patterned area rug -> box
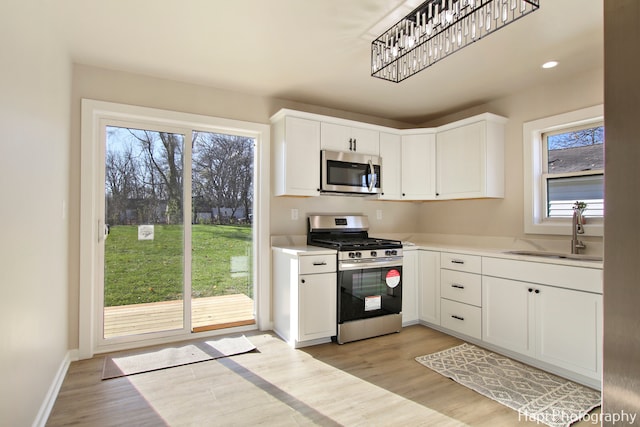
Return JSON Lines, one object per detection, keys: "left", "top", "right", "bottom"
{"left": 416, "top": 344, "right": 601, "bottom": 427}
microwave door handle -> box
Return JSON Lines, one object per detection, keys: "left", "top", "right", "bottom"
{"left": 367, "top": 160, "right": 376, "bottom": 192}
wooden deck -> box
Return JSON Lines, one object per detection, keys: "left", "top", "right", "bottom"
{"left": 103, "top": 294, "right": 255, "bottom": 338}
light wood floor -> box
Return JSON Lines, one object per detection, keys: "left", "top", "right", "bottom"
{"left": 47, "top": 325, "right": 599, "bottom": 426}
{"left": 104, "top": 294, "right": 255, "bottom": 338}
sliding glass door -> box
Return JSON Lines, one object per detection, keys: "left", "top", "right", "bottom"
{"left": 103, "top": 126, "right": 186, "bottom": 338}
{"left": 190, "top": 131, "right": 255, "bottom": 332}
{"left": 100, "top": 124, "right": 256, "bottom": 342}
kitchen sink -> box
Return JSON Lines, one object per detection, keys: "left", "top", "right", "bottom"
{"left": 504, "top": 250, "right": 603, "bottom": 262}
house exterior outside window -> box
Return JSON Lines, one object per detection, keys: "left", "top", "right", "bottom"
{"left": 543, "top": 123, "right": 604, "bottom": 218}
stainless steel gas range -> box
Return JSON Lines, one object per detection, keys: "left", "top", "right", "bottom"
{"left": 307, "top": 215, "right": 403, "bottom": 344}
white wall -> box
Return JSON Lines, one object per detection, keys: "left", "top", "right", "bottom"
{"left": 0, "top": 2, "right": 71, "bottom": 426}
{"left": 416, "top": 67, "right": 603, "bottom": 249}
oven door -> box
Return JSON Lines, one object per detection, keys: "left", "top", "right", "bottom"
{"left": 321, "top": 150, "right": 381, "bottom": 195}
{"left": 338, "top": 261, "right": 402, "bottom": 323}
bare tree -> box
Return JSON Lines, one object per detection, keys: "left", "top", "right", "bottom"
{"left": 129, "top": 130, "right": 184, "bottom": 224}
{"left": 192, "top": 133, "right": 254, "bottom": 224}
{"left": 548, "top": 126, "right": 604, "bottom": 150}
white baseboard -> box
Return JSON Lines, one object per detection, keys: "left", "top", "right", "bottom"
{"left": 32, "top": 349, "right": 79, "bottom": 427}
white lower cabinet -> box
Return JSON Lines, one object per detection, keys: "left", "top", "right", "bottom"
{"left": 273, "top": 249, "right": 337, "bottom": 348}
{"left": 298, "top": 272, "right": 337, "bottom": 342}
{"left": 441, "top": 299, "right": 481, "bottom": 339}
{"left": 401, "top": 249, "right": 419, "bottom": 324}
{"left": 418, "top": 250, "right": 441, "bottom": 325}
{"left": 482, "top": 276, "right": 533, "bottom": 355}
{"left": 439, "top": 252, "right": 482, "bottom": 339}
{"left": 534, "top": 284, "right": 601, "bottom": 379}
{"left": 482, "top": 275, "right": 602, "bottom": 381}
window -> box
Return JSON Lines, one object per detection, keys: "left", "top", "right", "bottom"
{"left": 523, "top": 105, "right": 604, "bottom": 236}
{"left": 543, "top": 123, "right": 604, "bottom": 218}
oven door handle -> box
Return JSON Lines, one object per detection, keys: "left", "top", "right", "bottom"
{"left": 339, "top": 258, "right": 403, "bottom": 271}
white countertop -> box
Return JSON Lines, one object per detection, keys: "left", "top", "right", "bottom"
{"left": 401, "top": 242, "right": 602, "bottom": 269}
{"left": 272, "top": 242, "right": 603, "bottom": 269}
{"left": 271, "top": 245, "right": 336, "bottom": 256}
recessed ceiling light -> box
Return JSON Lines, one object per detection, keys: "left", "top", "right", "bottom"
{"left": 542, "top": 61, "right": 559, "bottom": 69}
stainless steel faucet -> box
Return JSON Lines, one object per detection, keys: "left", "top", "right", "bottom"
{"left": 571, "top": 202, "right": 586, "bottom": 254}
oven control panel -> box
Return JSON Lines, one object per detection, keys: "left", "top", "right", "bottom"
{"left": 340, "top": 248, "right": 403, "bottom": 261}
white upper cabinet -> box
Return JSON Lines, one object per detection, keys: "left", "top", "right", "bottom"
{"left": 378, "top": 132, "right": 402, "bottom": 200}
{"left": 321, "top": 122, "right": 380, "bottom": 155}
{"left": 270, "top": 109, "right": 506, "bottom": 201}
{"left": 271, "top": 114, "right": 321, "bottom": 197}
{"left": 401, "top": 133, "right": 436, "bottom": 200}
{"left": 436, "top": 114, "right": 506, "bottom": 199}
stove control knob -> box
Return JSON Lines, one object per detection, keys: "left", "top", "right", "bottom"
{"left": 348, "top": 252, "right": 356, "bottom": 258}
{"left": 371, "top": 251, "right": 377, "bottom": 257}
{"left": 355, "top": 252, "right": 362, "bottom": 258}
{"left": 385, "top": 250, "right": 392, "bottom": 256}
{"left": 391, "top": 250, "right": 398, "bottom": 256}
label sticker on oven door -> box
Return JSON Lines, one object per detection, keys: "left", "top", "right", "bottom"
{"left": 365, "top": 295, "right": 382, "bottom": 311}
{"left": 386, "top": 269, "right": 401, "bottom": 288}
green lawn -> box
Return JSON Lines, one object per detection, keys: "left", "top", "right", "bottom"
{"left": 104, "top": 224, "right": 252, "bottom": 307}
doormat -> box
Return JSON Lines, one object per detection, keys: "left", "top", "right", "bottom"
{"left": 415, "top": 344, "right": 601, "bottom": 427}
{"left": 102, "top": 335, "right": 256, "bottom": 380}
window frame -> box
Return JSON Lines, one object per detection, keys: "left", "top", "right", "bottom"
{"left": 522, "top": 105, "right": 604, "bottom": 236}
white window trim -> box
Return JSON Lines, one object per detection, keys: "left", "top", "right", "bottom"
{"left": 79, "top": 99, "right": 271, "bottom": 358}
{"left": 523, "top": 105, "right": 603, "bottom": 236}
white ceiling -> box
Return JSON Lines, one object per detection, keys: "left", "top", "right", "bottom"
{"left": 56, "top": 0, "right": 603, "bottom": 124}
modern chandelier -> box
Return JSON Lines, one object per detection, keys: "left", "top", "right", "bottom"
{"left": 371, "top": 0, "right": 540, "bottom": 83}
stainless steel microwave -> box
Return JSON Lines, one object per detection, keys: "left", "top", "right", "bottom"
{"left": 320, "top": 150, "right": 381, "bottom": 195}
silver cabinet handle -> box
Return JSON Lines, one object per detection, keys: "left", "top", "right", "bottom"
{"left": 451, "top": 284, "right": 465, "bottom": 289}
{"left": 312, "top": 261, "right": 327, "bottom": 266}
{"left": 451, "top": 259, "right": 465, "bottom": 264}
{"left": 451, "top": 315, "right": 465, "bottom": 321}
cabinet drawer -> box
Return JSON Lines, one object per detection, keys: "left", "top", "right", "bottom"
{"left": 299, "top": 254, "right": 336, "bottom": 274}
{"left": 441, "top": 270, "right": 481, "bottom": 306}
{"left": 482, "top": 257, "right": 602, "bottom": 294}
{"left": 441, "top": 252, "right": 481, "bottom": 274}
{"left": 441, "top": 299, "right": 481, "bottom": 340}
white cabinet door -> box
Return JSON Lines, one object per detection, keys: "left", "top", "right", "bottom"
{"left": 401, "top": 134, "right": 436, "bottom": 200}
{"left": 298, "top": 273, "right": 336, "bottom": 342}
{"left": 436, "top": 122, "right": 486, "bottom": 199}
{"left": 535, "top": 285, "right": 602, "bottom": 379}
{"left": 482, "top": 276, "right": 534, "bottom": 356}
{"left": 402, "top": 250, "right": 419, "bottom": 324}
{"left": 273, "top": 116, "right": 320, "bottom": 196}
{"left": 419, "top": 250, "right": 441, "bottom": 325}
{"left": 379, "top": 132, "right": 402, "bottom": 200}
{"left": 351, "top": 127, "right": 380, "bottom": 155}
{"left": 436, "top": 117, "right": 505, "bottom": 199}
{"left": 321, "top": 122, "right": 379, "bottom": 155}
{"left": 483, "top": 275, "right": 602, "bottom": 382}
